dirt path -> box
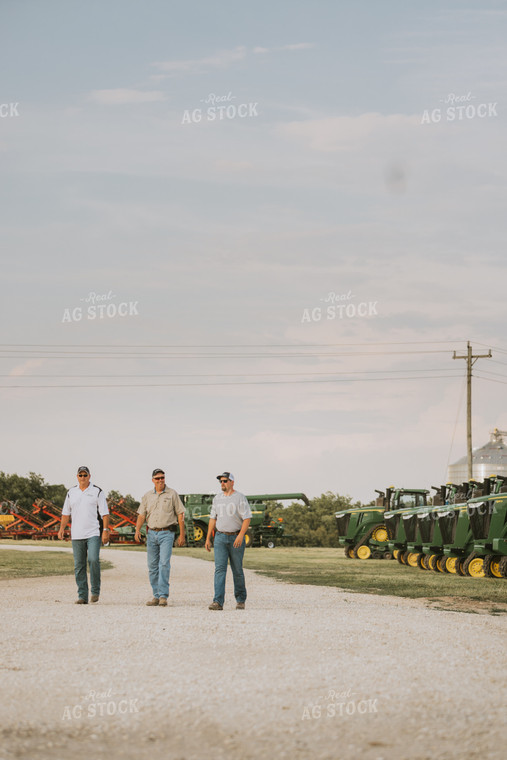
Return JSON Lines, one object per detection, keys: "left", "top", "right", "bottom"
{"left": 1, "top": 545, "right": 506, "bottom": 760}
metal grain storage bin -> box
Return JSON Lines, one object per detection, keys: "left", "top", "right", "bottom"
{"left": 448, "top": 428, "right": 507, "bottom": 482}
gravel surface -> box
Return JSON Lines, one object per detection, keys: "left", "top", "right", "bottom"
{"left": 0, "top": 545, "right": 506, "bottom": 760}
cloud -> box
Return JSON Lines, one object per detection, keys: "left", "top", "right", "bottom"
{"left": 278, "top": 42, "right": 314, "bottom": 51}
{"left": 152, "top": 46, "right": 247, "bottom": 74}
{"left": 88, "top": 89, "right": 166, "bottom": 105}
{"left": 152, "top": 43, "right": 314, "bottom": 75}
{"left": 279, "top": 112, "right": 419, "bottom": 152}
{"left": 253, "top": 42, "right": 314, "bottom": 54}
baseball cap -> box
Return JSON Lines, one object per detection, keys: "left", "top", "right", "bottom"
{"left": 216, "top": 471, "right": 234, "bottom": 481}
{"left": 152, "top": 468, "right": 165, "bottom": 477}
{"left": 77, "top": 466, "right": 90, "bottom": 475}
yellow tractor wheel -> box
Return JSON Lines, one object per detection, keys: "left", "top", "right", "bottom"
{"left": 346, "top": 546, "right": 355, "bottom": 558}
{"left": 467, "top": 557, "right": 485, "bottom": 578}
{"left": 445, "top": 557, "right": 458, "bottom": 574}
{"left": 393, "top": 549, "right": 400, "bottom": 560}
{"left": 193, "top": 524, "right": 205, "bottom": 543}
{"left": 428, "top": 554, "right": 439, "bottom": 571}
{"left": 371, "top": 526, "right": 388, "bottom": 543}
{"left": 436, "top": 555, "right": 448, "bottom": 573}
{"left": 355, "top": 545, "right": 372, "bottom": 560}
{"left": 407, "top": 552, "right": 420, "bottom": 568}
{"left": 484, "top": 555, "right": 503, "bottom": 578}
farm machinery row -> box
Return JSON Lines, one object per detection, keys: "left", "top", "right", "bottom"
{"left": 335, "top": 478, "right": 507, "bottom": 578}
{"left": 0, "top": 492, "right": 309, "bottom": 547}
{"left": 0, "top": 496, "right": 144, "bottom": 543}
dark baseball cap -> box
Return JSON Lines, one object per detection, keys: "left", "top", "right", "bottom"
{"left": 77, "top": 466, "right": 90, "bottom": 475}
{"left": 152, "top": 468, "right": 165, "bottom": 477}
{"left": 216, "top": 471, "right": 234, "bottom": 481}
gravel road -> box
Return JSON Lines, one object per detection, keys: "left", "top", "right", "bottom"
{"left": 0, "top": 545, "right": 506, "bottom": 760}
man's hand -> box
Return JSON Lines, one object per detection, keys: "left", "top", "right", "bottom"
{"left": 233, "top": 535, "right": 244, "bottom": 548}
{"left": 57, "top": 528, "right": 66, "bottom": 541}
{"left": 102, "top": 529, "right": 110, "bottom": 545}
{"left": 177, "top": 534, "right": 185, "bottom": 547}
{"left": 205, "top": 538, "right": 212, "bottom": 552}
{"left": 134, "top": 531, "right": 142, "bottom": 543}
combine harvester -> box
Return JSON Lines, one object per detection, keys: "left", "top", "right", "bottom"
{"left": 183, "top": 493, "right": 309, "bottom": 548}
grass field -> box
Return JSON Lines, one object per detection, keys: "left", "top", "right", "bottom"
{"left": 0, "top": 549, "right": 113, "bottom": 580}
{"left": 173, "top": 546, "right": 507, "bottom": 612}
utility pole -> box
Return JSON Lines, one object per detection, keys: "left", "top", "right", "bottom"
{"left": 453, "top": 341, "right": 492, "bottom": 478}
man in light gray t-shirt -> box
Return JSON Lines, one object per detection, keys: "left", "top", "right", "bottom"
{"left": 205, "top": 472, "right": 251, "bottom": 610}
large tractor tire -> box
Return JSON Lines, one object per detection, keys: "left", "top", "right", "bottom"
{"left": 445, "top": 556, "right": 458, "bottom": 574}
{"left": 499, "top": 556, "right": 507, "bottom": 578}
{"left": 383, "top": 551, "right": 393, "bottom": 560}
{"left": 427, "top": 554, "right": 439, "bottom": 572}
{"left": 406, "top": 552, "right": 420, "bottom": 568}
{"left": 483, "top": 554, "right": 503, "bottom": 578}
{"left": 401, "top": 550, "right": 411, "bottom": 565}
{"left": 436, "top": 555, "right": 448, "bottom": 573}
{"left": 417, "top": 553, "right": 428, "bottom": 570}
{"left": 192, "top": 522, "right": 207, "bottom": 547}
{"left": 371, "top": 525, "right": 389, "bottom": 543}
{"left": 344, "top": 546, "right": 355, "bottom": 558}
{"left": 466, "top": 557, "right": 485, "bottom": 578}
{"left": 354, "top": 544, "right": 372, "bottom": 560}
{"left": 244, "top": 528, "right": 254, "bottom": 548}
{"left": 393, "top": 549, "right": 400, "bottom": 561}
{"left": 454, "top": 556, "right": 467, "bottom": 576}
{"left": 371, "top": 550, "right": 383, "bottom": 559}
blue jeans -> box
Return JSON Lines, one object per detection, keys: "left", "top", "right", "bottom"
{"left": 213, "top": 532, "right": 246, "bottom": 606}
{"left": 72, "top": 536, "right": 101, "bottom": 601}
{"left": 147, "top": 529, "right": 175, "bottom": 599}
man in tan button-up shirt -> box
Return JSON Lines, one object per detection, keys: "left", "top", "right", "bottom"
{"left": 135, "top": 468, "right": 186, "bottom": 606}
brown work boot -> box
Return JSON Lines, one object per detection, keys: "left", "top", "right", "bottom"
{"left": 91, "top": 595, "right": 99, "bottom": 603}
{"left": 146, "top": 597, "right": 159, "bottom": 606}
{"left": 75, "top": 598, "right": 88, "bottom": 604}
{"left": 159, "top": 598, "right": 168, "bottom": 607}
{"left": 208, "top": 601, "right": 223, "bottom": 610}
{"left": 236, "top": 602, "right": 245, "bottom": 610}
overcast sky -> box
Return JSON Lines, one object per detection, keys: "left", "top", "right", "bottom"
{"left": 1, "top": 0, "right": 506, "bottom": 503}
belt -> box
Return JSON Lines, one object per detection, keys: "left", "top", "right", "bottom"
{"left": 149, "top": 525, "right": 172, "bottom": 532}
{"left": 217, "top": 530, "right": 240, "bottom": 535}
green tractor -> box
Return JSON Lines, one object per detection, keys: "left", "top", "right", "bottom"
{"left": 438, "top": 476, "right": 507, "bottom": 578}
{"left": 182, "top": 493, "right": 309, "bottom": 548}
{"left": 336, "top": 487, "right": 428, "bottom": 560}
{"left": 386, "top": 477, "right": 507, "bottom": 578}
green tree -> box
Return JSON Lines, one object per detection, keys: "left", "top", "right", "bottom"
{"left": 107, "top": 490, "right": 140, "bottom": 510}
{"left": 0, "top": 472, "right": 67, "bottom": 509}
{"left": 271, "top": 492, "right": 369, "bottom": 547}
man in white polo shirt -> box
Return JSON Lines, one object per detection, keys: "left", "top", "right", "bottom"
{"left": 58, "top": 466, "right": 110, "bottom": 604}
{"left": 205, "top": 472, "right": 251, "bottom": 610}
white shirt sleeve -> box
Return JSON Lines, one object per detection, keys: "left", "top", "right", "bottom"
{"left": 61, "top": 491, "right": 72, "bottom": 516}
{"left": 98, "top": 488, "right": 109, "bottom": 517}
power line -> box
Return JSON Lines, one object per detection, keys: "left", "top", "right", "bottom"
{"left": 0, "top": 339, "right": 467, "bottom": 348}
{"left": 0, "top": 368, "right": 463, "bottom": 379}
{"left": 0, "top": 374, "right": 460, "bottom": 389}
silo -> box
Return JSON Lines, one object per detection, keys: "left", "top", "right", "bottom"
{"left": 447, "top": 428, "right": 507, "bottom": 483}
